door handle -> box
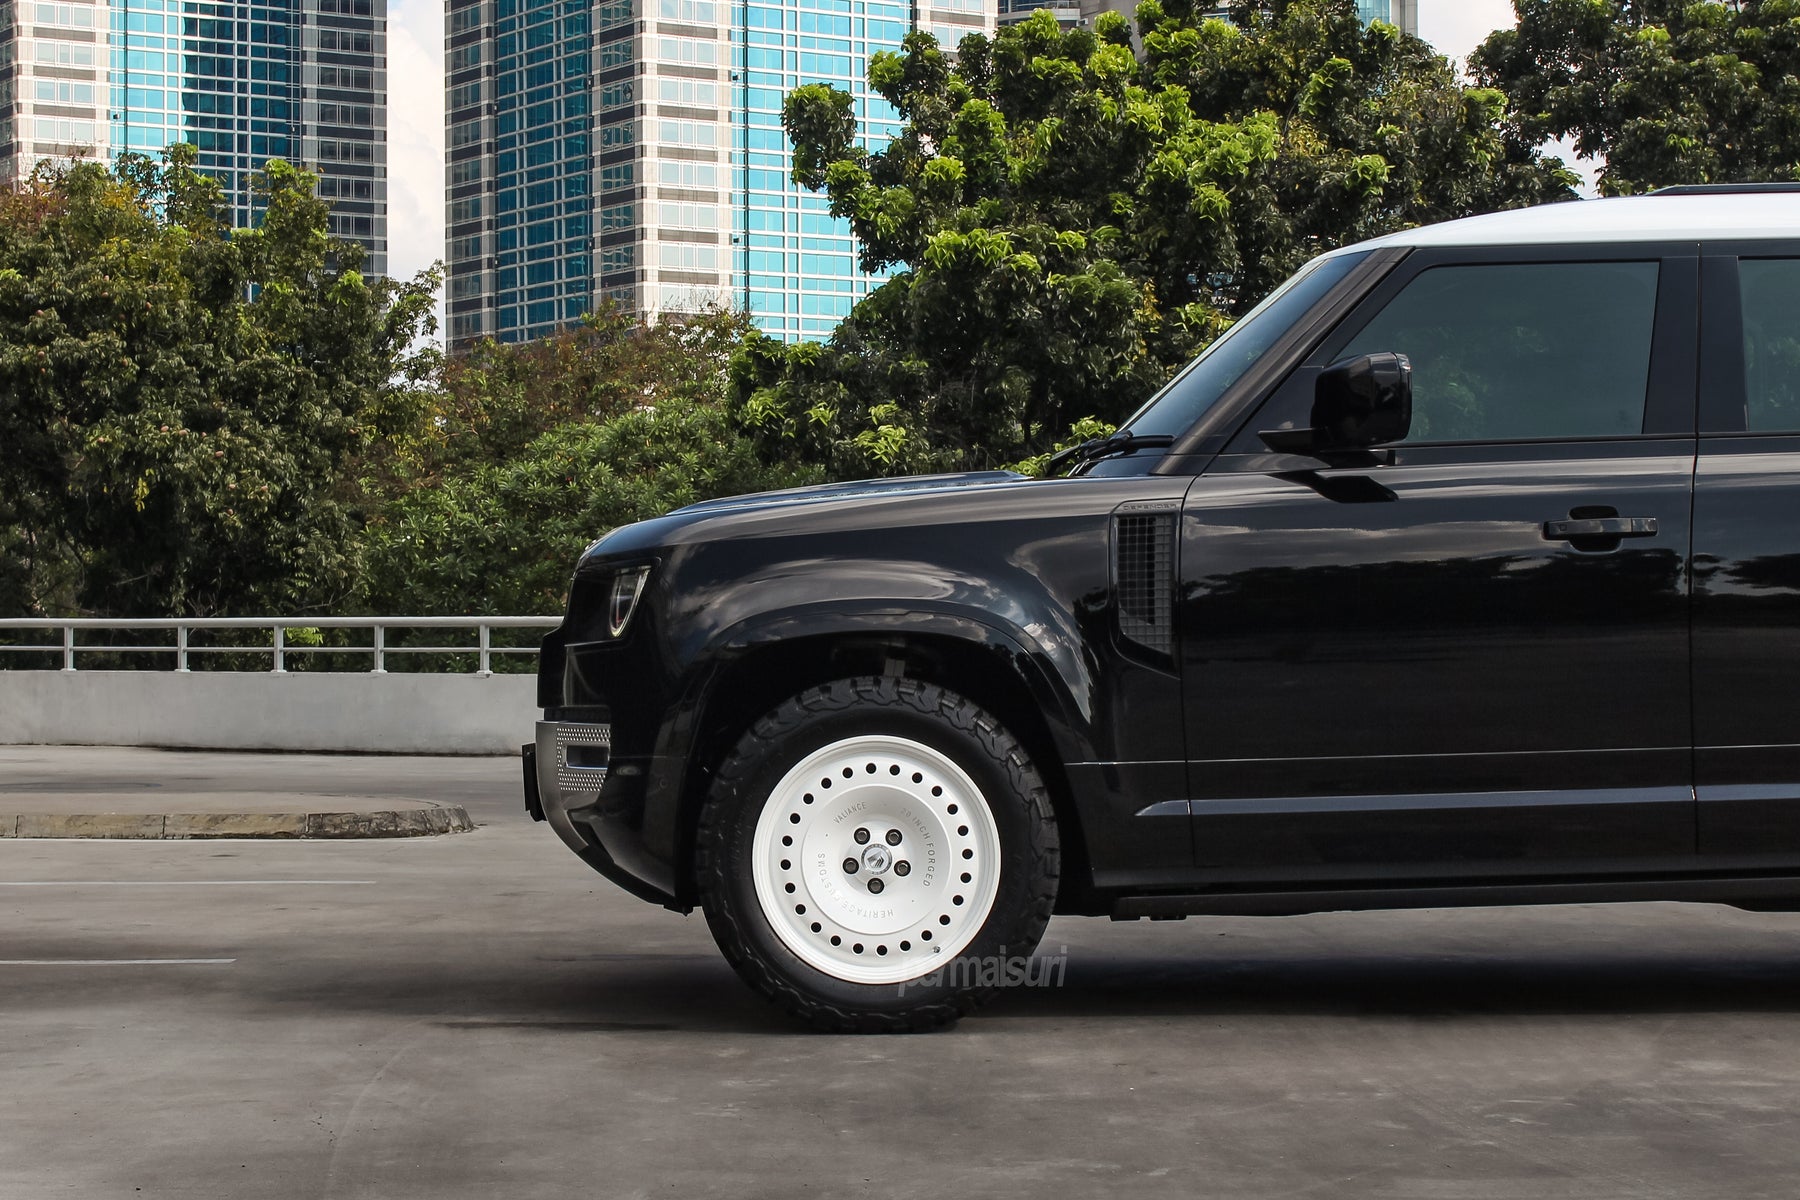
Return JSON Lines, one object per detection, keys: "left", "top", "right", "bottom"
{"left": 1543, "top": 516, "right": 1657, "bottom": 540}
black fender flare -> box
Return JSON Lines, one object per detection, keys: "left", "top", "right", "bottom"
{"left": 638, "top": 601, "right": 1099, "bottom": 881}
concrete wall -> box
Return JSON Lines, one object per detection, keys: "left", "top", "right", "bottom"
{"left": 0, "top": 671, "right": 539, "bottom": 755}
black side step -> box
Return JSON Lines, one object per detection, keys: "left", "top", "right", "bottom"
{"left": 1111, "top": 876, "right": 1800, "bottom": 920}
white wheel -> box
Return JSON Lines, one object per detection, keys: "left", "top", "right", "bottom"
{"left": 698, "top": 677, "right": 1059, "bottom": 1031}
{"left": 751, "top": 735, "right": 1001, "bottom": 985}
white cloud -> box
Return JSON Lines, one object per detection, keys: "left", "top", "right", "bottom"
{"left": 384, "top": 0, "right": 444, "bottom": 298}
{"left": 1418, "top": 0, "right": 1601, "bottom": 194}
{"left": 1418, "top": 0, "right": 1516, "bottom": 67}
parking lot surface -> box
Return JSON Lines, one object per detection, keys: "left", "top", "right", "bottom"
{"left": 7, "top": 749, "right": 1800, "bottom": 1198}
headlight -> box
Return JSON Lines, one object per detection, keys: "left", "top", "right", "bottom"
{"left": 606, "top": 565, "right": 653, "bottom": 639}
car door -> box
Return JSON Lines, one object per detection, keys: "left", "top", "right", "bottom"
{"left": 1693, "top": 246, "right": 1800, "bottom": 862}
{"left": 1179, "top": 245, "right": 1699, "bottom": 883}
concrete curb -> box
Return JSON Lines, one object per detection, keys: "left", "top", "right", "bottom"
{"left": 0, "top": 806, "right": 476, "bottom": 839}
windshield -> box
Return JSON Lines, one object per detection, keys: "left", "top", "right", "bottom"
{"left": 1124, "top": 250, "right": 1372, "bottom": 439}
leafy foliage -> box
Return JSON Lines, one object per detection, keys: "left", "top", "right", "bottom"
{"left": 734, "top": 0, "right": 1576, "bottom": 475}
{"left": 411, "top": 302, "right": 751, "bottom": 478}
{"left": 0, "top": 147, "right": 438, "bottom": 617}
{"left": 355, "top": 308, "right": 820, "bottom": 615}
{"left": 1474, "top": 0, "right": 1800, "bottom": 194}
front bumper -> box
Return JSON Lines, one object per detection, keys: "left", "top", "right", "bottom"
{"left": 526, "top": 719, "right": 680, "bottom": 907}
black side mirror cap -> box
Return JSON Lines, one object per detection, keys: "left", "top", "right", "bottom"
{"left": 1313, "top": 351, "right": 1412, "bottom": 447}
{"left": 1258, "top": 352, "right": 1413, "bottom": 456}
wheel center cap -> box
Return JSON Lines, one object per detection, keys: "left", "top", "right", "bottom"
{"left": 861, "top": 844, "right": 892, "bottom": 875}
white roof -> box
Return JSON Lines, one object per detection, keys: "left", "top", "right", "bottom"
{"left": 1345, "top": 193, "right": 1800, "bottom": 252}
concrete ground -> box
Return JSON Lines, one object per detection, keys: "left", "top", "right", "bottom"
{"left": 7, "top": 748, "right": 1800, "bottom": 1198}
{"left": 0, "top": 747, "right": 478, "bottom": 837}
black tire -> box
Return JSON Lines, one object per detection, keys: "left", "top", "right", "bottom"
{"left": 696, "top": 676, "right": 1060, "bottom": 1032}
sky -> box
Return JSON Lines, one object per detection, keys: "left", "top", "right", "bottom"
{"left": 379, "top": 0, "right": 1532, "bottom": 292}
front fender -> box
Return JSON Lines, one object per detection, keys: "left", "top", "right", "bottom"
{"left": 672, "top": 601, "right": 1097, "bottom": 762}
{"left": 634, "top": 599, "right": 1103, "bottom": 889}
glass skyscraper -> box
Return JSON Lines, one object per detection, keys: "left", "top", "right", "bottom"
{"left": 995, "top": 0, "right": 1079, "bottom": 31}
{"left": 444, "top": 0, "right": 991, "bottom": 348}
{"left": 1354, "top": 0, "right": 1415, "bottom": 33}
{"left": 732, "top": 0, "right": 919, "bottom": 341}
{"left": 1188, "top": 1, "right": 1415, "bottom": 33}
{"left": 0, "top": 0, "right": 387, "bottom": 273}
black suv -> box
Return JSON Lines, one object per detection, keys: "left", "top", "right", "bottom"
{"left": 524, "top": 187, "right": 1800, "bottom": 1030}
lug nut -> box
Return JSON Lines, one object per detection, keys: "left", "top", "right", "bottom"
{"left": 894, "top": 860, "right": 910, "bottom": 877}
{"left": 843, "top": 858, "right": 859, "bottom": 874}
{"left": 868, "top": 878, "right": 884, "bottom": 895}
{"left": 853, "top": 827, "right": 870, "bottom": 845}
{"left": 884, "top": 829, "right": 902, "bottom": 846}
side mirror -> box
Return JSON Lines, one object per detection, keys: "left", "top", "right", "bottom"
{"left": 1312, "top": 352, "right": 1412, "bottom": 448}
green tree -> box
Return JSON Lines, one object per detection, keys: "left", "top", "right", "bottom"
{"left": 356, "top": 308, "right": 820, "bottom": 616}
{"left": 1474, "top": 0, "right": 1800, "bottom": 194}
{"left": 373, "top": 301, "right": 752, "bottom": 486}
{"left": 0, "top": 146, "right": 438, "bottom": 617}
{"left": 735, "top": 0, "right": 1575, "bottom": 475}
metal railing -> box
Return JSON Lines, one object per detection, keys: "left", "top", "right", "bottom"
{"left": 0, "top": 617, "right": 561, "bottom": 676}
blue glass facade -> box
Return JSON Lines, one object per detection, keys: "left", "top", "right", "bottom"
{"left": 110, "top": 0, "right": 187, "bottom": 158}
{"left": 490, "top": 0, "right": 594, "bottom": 336}
{"left": 445, "top": 0, "right": 984, "bottom": 349}
{"left": 731, "top": 0, "right": 906, "bottom": 340}
{"left": 107, "top": 0, "right": 386, "bottom": 268}
{"left": 1354, "top": 0, "right": 1415, "bottom": 33}
{"left": 113, "top": 0, "right": 291, "bottom": 232}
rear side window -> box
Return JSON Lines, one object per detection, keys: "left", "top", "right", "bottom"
{"left": 1741, "top": 259, "right": 1800, "bottom": 432}
{"left": 1340, "top": 261, "right": 1661, "bottom": 443}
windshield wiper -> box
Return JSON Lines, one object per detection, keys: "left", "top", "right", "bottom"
{"left": 1046, "top": 431, "right": 1176, "bottom": 475}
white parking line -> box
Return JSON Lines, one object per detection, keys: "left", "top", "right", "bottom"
{"left": 0, "top": 880, "right": 376, "bottom": 886}
{"left": 0, "top": 964, "right": 237, "bottom": 971}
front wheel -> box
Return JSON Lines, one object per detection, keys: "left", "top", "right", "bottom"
{"left": 696, "top": 677, "right": 1060, "bottom": 1031}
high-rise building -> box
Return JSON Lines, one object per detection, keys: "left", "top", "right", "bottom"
{"left": 1, "top": 0, "right": 111, "bottom": 180}
{"left": 1165, "top": 2, "right": 1418, "bottom": 34}
{"left": 995, "top": 0, "right": 1079, "bottom": 31}
{"left": 1355, "top": 0, "right": 1416, "bottom": 34}
{"left": 444, "top": 0, "right": 992, "bottom": 349}
{"left": 0, "top": 0, "right": 388, "bottom": 274}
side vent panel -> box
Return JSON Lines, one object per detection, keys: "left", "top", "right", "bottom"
{"left": 1114, "top": 512, "right": 1174, "bottom": 656}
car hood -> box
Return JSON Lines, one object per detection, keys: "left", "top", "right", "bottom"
{"left": 668, "top": 470, "right": 1028, "bottom": 517}
{"left": 579, "top": 470, "right": 1036, "bottom": 565}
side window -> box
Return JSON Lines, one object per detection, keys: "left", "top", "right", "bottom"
{"left": 1741, "top": 259, "right": 1800, "bottom": 432}
{"left": 1339, "top": 262, "right": 1661, "bottom": 443}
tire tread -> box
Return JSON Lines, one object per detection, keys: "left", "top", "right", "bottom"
{"left": 695, "top": 676, "right": 1059, "bottom": 1032}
